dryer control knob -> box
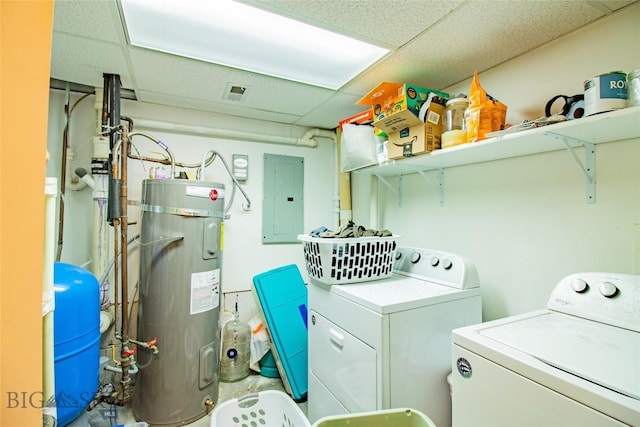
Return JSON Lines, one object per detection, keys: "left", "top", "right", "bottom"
{"left": 430, "top": 257, "right": 439, "bottom": 267}
{"left": 410, "top": 252, "right": 421, "bottom": 264}
{"left": 571, "top": 278, "right": 589, "bottom": 293}
{"left": 395, "top": 252, "right": 402, "bottom": 261}
{"left": 442, "top": 259, "right": 453, "bottom": 270}
{"left": 599, "top": 282, "right": 618, "bottom": 298}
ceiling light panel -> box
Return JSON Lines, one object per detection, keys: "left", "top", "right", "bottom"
{"left": 119, "top": 0, "right": 389, "bottom": 89}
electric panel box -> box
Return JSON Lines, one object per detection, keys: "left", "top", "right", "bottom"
{"left": 262, "top": 154, "right": 304, "bottom": 243}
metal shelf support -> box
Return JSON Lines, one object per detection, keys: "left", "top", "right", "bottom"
{"left": 546, "top": 132, "right": 596, "bottom": 203}
{"left": 415, "top": 168, "right": 445, "bottom": 206}
{"left": 376, "top": 167, "right": 445, "bottom": 207}
{"left": 375, "top": 174, "right": 402, "bottom": 207}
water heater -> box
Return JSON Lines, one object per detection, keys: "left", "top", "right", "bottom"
{"left": 134, "top": 179, "right": 224, "bottom": 426}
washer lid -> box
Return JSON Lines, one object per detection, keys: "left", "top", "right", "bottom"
{"left": 479, "top": 312, "right": 640, "bottom": 400}
{"left": 331, "top": 274, "right": 478, "bottom": 314}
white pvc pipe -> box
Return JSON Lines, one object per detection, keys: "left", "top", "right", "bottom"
{"left": 132, "top": 117, "right": 335, "bottom": 148}
{"left": 300, "top": 127, "right": 336, "bottom": 147}
{"left": 43, "top": 177, "right": 58, "bottom": 309}
{"left": 43, "top": 177, "right": 57, "bottom": 405}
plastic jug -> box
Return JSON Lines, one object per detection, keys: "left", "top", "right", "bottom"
{"left": 220, "top": 306, "right": 251, "bottom": 382}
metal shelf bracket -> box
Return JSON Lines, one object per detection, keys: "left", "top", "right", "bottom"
{"left": 375, "top": 167, "right": 446, "bottom": 207}
{"left": 415, "top": 168, "right": 445, "bottom": 206}
{"left": 375, "top": 174, "right": 402, "bottom": 207}
{"left": 546, "top": 131, "right": 596, "bottom": 203}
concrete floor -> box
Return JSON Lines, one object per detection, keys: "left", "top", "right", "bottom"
{"left": 75, "top": 372, "right": 307, "bottom": 427}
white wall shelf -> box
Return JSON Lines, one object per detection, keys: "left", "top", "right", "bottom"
{"left": 354, "top": 106, "right": 640, "bottom": 204}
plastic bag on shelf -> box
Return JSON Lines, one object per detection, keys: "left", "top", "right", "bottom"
{"left": 466, "top": 71, "right": 507, "bottom": 142}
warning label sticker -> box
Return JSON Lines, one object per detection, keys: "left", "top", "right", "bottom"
{"left": 190, "top": 269, "right": 220, "bottom": 314}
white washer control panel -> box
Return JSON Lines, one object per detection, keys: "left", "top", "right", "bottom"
{"left": 548, "top": 272, "right": 639, "bottom": 332}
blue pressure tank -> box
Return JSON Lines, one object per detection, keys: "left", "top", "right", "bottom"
{"left": 53, "top": 262, "right": 101, "bottom": 427}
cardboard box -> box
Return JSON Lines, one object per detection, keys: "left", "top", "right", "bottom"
{"left": 357, "top": 82, "right": 448, "bottom": 134}
{"left": 387, "top": 101, "right": 445, "bottom": 159}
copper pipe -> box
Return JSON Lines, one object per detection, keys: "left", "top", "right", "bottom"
{"left": 128, "top": 151, "right": 219, "bottom": 171}
{"left": 111, "top": 150, "right": 120, "bottom": 346}
{"left": 112, "top": 217, "right": 120, "bottom": 341}
{"left": 56, "top": 96, "right": 70, "bottom": 261}
{"left": 102, "top": 75, "right": 109, "bottom": 130}
{"left": 114, "top": 126, "right": 132, "bottom": 400}
{"left": 120, "top": 126, "right": 130, "bottom": 346}
{"left": 127, "top": 152, "right": 173, "bottom": 166}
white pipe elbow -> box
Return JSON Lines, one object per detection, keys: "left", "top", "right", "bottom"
{"left": 299, "top": 128, "right": 336, "bottom": 147}
{"left": 67, "top": 176, "right": 88, "bottom": 191}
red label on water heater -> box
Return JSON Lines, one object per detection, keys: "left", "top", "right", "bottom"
{"left": 209, "top": 189, "right": 218, "bottom": 201}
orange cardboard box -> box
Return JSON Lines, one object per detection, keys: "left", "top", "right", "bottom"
{"left": 357, "top": 82, "right": 448, "bottom": 134}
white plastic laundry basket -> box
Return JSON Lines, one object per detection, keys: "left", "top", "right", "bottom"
{"left": 210, "top": 390, "right": 311, "bottom": 427}
{"left": 298, "top": 234, "right": 399, "bottom": 285}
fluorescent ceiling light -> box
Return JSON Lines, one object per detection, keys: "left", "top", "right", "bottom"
{"left": 120, "top": 0, "right": 389, "bottom": 90}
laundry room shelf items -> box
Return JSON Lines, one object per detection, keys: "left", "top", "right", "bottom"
{"left": 210, "top": 390, "right": 310, "bottom": 427}
{"left": 355, "top": 106, "right": 640, "bottom": 204}
{"left": 298, "top": 235, "right": 399, "bottom": 285}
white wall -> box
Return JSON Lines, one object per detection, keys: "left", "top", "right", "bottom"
{"left": 352, "top": 4, "right": 640, "bottom": 321}
{"left": 46, "top": 94, "right": 336, "bottom": 322}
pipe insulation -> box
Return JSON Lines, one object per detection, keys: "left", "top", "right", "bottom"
{"left": 131, "top": 117, "right": 336, "bottom": 148}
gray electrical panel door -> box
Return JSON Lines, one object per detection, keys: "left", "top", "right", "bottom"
{"left": 262, "top": 154, "right": 304, "bottom": 243}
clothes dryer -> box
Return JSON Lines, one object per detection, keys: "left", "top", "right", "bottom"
{"left": 308, "top": 246, "right": 482, "bottom": 427}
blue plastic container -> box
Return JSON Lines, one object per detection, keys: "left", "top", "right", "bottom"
{"left": 252, "top": 264, "right": 308, "bottom": 400}
{"left": 53, "top": 262, "right": 101, "bottom": 427}
{"left": 259, "top": 350, "right": 280, "bottom": 379}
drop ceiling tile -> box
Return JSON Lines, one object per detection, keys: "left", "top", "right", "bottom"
{"left": 592, "top": 0, "right": 638, "bottom": 12}
{"left": 128, "top": 48, "right": 336, "bottom": 116}
{"left": 50, "top": 33, "right": 133, "bottom": 88}
{"left": 342, "top": 0, "right": 613, "bottom": 96}
{"left": 53, "top": 0, "right": 123, "bottom": 43}
{"left": 136, "top": 90, "right": 303, "bottom": 125}
{"left": 241, "top": 0, "right": 464, "bottom": 47}
{"left": 296, "top": 91, "right": 371, "bottom": 129}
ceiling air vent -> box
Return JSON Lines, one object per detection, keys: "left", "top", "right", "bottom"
{"left": 224, "top": 83, "right": 249, "bottom": 102}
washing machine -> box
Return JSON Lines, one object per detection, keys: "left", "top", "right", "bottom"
{"left": 307, "top": 246, "right": 482, "bottom": 427}
{"left": 452, "top": 272, "right": 640, "bottom": 427}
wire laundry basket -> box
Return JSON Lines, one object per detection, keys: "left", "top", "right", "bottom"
{"left": 297, "top": 234, "right": 399, "bottom": 285}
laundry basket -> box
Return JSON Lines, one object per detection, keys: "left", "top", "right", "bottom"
{"left": 297, "top": 234, "right": 399, "bottom": 285}
{"left": 311, "top": 408, "right": 436, "bottom": 427}
{"left": 210, "top": 390, "right": 311, "bottom": 427}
